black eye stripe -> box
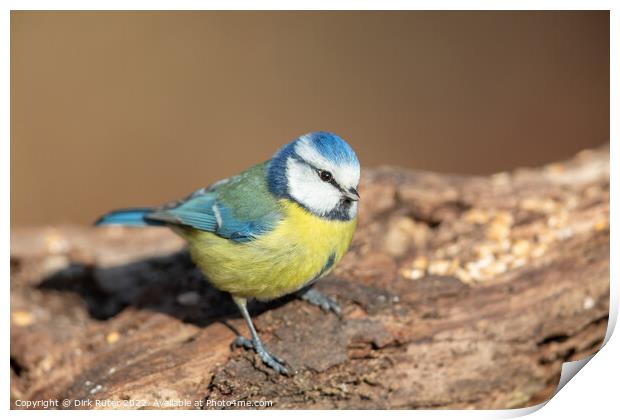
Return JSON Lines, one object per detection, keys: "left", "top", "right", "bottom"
{"left": 317, "top": 169, "right": 344, "bottom": 191}
{"left": 296, "top": 158, "right": 346, "bottom": 192}
{"left": 328, "top": 177, "right": 341, "bottom": 190}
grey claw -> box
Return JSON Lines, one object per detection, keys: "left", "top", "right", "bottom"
{"left": 232, "top": 336, "right": 289, "bottom": 375}
{"left": 233, "top": 336, "right": 253, "bottom": 349}
{"left": 257, "top": 349, "right": 289, "bottom": 375}
{"left": 271, "top": 352, "right": 285, "bottom": 364}
{"left": 298, "top": 288, "right": 342, "bottom": 316}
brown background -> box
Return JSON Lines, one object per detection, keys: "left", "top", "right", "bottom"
{"left": 11, "top": 11, "right": 609, "bottom": 226}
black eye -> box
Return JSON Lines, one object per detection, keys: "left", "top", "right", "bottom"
{"left": 318, "top": 170, "right": 333, "bottom": 182}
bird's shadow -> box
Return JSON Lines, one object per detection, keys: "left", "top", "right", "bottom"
{"left": 37, "top": 249, "right": 294, "bottom": 329}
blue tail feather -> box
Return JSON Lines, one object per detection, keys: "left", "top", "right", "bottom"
{"left": 95, "top": 207, "right": 163, "bottom": 226}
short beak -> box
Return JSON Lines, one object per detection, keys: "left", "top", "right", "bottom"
{"left": 344, "top": 188, "right": 360, "bottom": 202}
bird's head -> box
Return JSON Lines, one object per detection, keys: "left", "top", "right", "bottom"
{"left": 268, "top": 131, "right": 360, "bottom": 221}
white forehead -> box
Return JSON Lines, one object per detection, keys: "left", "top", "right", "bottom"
{"left": 295, "top": 136, "right": 360, "bottom": 188}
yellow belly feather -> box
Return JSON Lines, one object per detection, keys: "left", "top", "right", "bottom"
{"left": 179, "top": 199, "right": 357, "bottom": 300}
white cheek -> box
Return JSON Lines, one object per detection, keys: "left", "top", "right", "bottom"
{"left": 286, "top": 158, "right": 341, "bottom": 216}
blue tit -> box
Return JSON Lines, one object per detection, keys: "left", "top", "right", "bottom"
{"left": 96, "top": 131, "right": 360, "bottom": 374}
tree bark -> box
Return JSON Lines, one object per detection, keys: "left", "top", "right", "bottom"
{"left": 10, "top": 147, "right": 609, "bottom": 409}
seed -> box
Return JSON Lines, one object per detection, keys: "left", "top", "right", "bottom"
{"left": 487, "top": 223, "right": 510, "bottom": 241}
{"left": 428, "top": 259, "right": 452, "bottom": 276}
{"left": 411, "top": 256, "right": 429, "bottom": 270}
{"left": 482, "top": 260, "right": 507, "bottom": 277}
{"left": 44, "top": 230, "right": 69, "bottom": 254}
{"left": 511, "top": 258, "right": 527, "bottom": 269}
{"left": 493, "top": 211, "right": 514, "bottom": 226}
{"left": 546, "top": 163, "right": 565, "bottom": 174}
{"left": 474, "top": 243, "right": 495, "bottom": 258}
{"left": 531, "top": 244, "right": 548, "bottom": 258}
{"left": 106, "top": 331, "right": 120, "bottom": 344}
{"left": 583, "top": 296, "right": 595, "bottom": 310}
{"left": 402, "top": 268, "right": 425, "bottom": 280}
{"left": 464, "top": 209, "right": 491, "bottom": 224}
{"left": 511, "top": 240, "right": 531, "bottom": 257}
{"left": 12, "top": 310, "right": 34, "bottom": 327}
{"left": 595, "top": 219, "right": 609, "bottom": 231}
{"left": 455, "top": 268, "right": 473, "bottom": 283}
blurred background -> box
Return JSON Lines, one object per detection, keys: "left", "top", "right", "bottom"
{"left": 11, "top": 11, "right": 609, "bottom": 226}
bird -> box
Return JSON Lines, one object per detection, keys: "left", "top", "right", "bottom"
{"left": 96, "top": 131, "right": 360, "bottom": 374}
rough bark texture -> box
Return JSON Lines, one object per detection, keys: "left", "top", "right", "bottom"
{"left": 11, "top": 147, "right": 610, "bottom": 409}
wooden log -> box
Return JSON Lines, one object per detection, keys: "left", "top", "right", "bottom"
{"left": 10, "top": 147, "right": 609, "bottom": 409}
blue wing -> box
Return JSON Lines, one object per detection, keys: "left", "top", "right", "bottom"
{"left": 145, "top": 163, "right": 281, "bottom": 242}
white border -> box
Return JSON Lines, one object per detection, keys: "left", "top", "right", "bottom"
{"left": 4, "top": 3, "right": 616, "bottom": 419}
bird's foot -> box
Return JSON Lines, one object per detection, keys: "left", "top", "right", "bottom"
{"left": 233, "top": 336, "right": 290, "bottom": 375}
{"left": 297, "top": 287, "right": 342, "bottom": 316}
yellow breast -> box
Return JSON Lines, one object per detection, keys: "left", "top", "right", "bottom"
{"left": 182, "top": 199, "right": 357, "bottom": 300}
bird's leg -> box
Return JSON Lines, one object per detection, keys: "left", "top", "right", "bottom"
{"left": 296, "top": 286, "right": 342, "bottom": 316}
{"left": 231, "top": 296, "right": 289, "bottom": 375}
